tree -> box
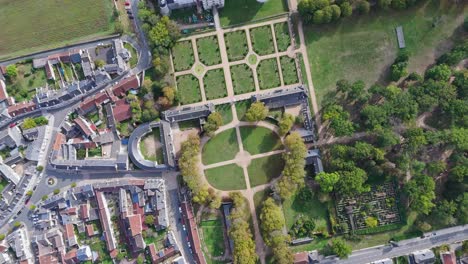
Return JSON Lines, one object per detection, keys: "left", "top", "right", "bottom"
{"left": 336, "top": 79, "right": 351, "bottom": 94}
{"left": 42, "top": 195, "right": 48, "bottom": 201}
{"left": 22, "top": 118, "right": 37, "bottom": 130}
{"left": 323, "top": 104, "right": 355, "bottom": 136}
{"left": 457, "top": 193, "right": 468, "bottom": 224}
{"left": 277, "top": 133, "right": 307, "bottom": 199}
{"left": 29, "top": 205, "right": 36, "bottom": 211}
{"left": 377, "top": 0, "right": 392, "bottom": 9}
{"left": 365, "top": 216, "right": 378, "bottom": 227}
{"left": 26, "top": 190, "right": 33, "bottom": 196}
{"left": 391, "top": 62, "right": 408, "bottom": 81}
{"left": 446, "top": 127, "right": 468, "bottom": 151}
{"left": 53, "top": 189, "right": 60, "bottom": 195}
{"left": 330, "top": 238, "right": 352, "bottom": 259}
{"left": 203, "top": 112, "right": 223, "bottom": 136}
{"left": 425, "top": 64, "right": 451, "bottom": 82}
{"left": 375, "top": 128, "right": 400, "bottom": 148}
{"left": 278, "top": 113, "right": 295, "bottom": 136}
{"left": 145, "top": 215, "right": 155, "bottom": 225}
{"left": 229, "top": 192, "right": 257, "bottom": 264}
{"left": 316, "top": 172, "right": 339, "bottom": 193}
{"left": 148, "top": 16, "right": 180, "bottom": 49}
{"left": 340, "top": 2, "right": 352, "bottom": 17}
{"left": 426, "top": 161, "right": 446, "bottom": 177}
{"left": 430, "top": 200, "right": 457, "bottom": 227}
{"left": 313, "top": 10, "right": 325, "bottom": 24}
{"left": 403, "top": 128, "right": 427, "bottom": 153}
{"left": 36, "top": 165, "right": 44, "bottom": 172}
{"left": 357, "top": 0, "right": 370, "bottom": 14}
{"left": 245, "top": 102, "right": 268, "bottom": 122}
{"left": 13, "top": 221, "right": 21, "bottom": 228}
{"left": 336, "top": 167, "right": 369, "bottom": 196}
{"left": 94, "top": 59, "right": 105, "bottom": 69}
{"left": 391, "top": 0, "right": 407, "bottom": 9}
{"left": 349, "top": 80, "right": 366, "bottom": 101}
{"left": 390, "top": 93, "right": 418, "bottom": 122}
{"left": 152, "top": 56, "right": 170, "bottom": 77}
{"left": 330, "top": 4, "right": 341, "bottom": 20}
{"left": 5, "top": 65, "right": 17, "bottom": 78}
{"left": 404, "top": 175, "right": 435, "bottom": 215}
{"left": 0, "top": 234, "right": 4, "bottom": 241}
{"left": 136, "top": 255, "right": 144, "bottom": 264}
{"left": 361, "top": 105, "right": 390, "bottom": 130}
{"left": 450, "top": 164, "right": 468, "bottom": 182}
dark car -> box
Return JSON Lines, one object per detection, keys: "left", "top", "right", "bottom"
{"left": 129, "top": 15, "right": 134, "bottom": 19}
{"left": 126, "top": 10, "right": 132, "bottom": 14}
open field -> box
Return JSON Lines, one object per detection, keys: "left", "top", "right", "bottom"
{"left": 139, "top": 128, "right": 164, "bottom": 164}
{"left": 197, "top": 36, "right": 222, "bottom": 66}
{"left": 282, "top": 190, "right": 329, "bottom": 231}
{"left": 250, "top": 26, "right": 275, "bottom": 55}
{"left": 172, "top": 41, "right": 195, "bottom": 71}
{"left": 205, "top": 164, "right": 246, "bottom": 190}
{"left": 235, "top": 100, "right": 251, "bottom": 121}
{"left": 5, "top": 62, "right": 48, "bottom": 102}
{"left": 225, "top": 31, "right": 249, "bottom": 61}
{"left": 0, "top": 0, "right": 116, "bottom": 60}
{"left": 202, "top": 128, "right": 239, "bottom": 165}
{"left": 239, "top": 126, "right": 283, "bottom": 155}
{"left": 204, "top": 69, "right": 227, "bottom": 100}
{"left": 257, "top": 58, "right": 281, "bottom": 90}
{"left": 280, "top": 56, "right": 299, "bottom": 85}
{"left": 231, "top": 64, "right": 256, "bottom": 95}
{"left": 274, "top": 22, "right": 291, "bottom": 52}
{"left": 248, "top": 154, "right": 284, "bottom": 187}
{"left": 306, "top": 1, "right": 466, "bottom": 108}
{"left": 215, "top": 104, "right": 233, "bottom": 124}
{"left": 219, "top": 0, "right": 288, "bottom": 26}
{"left": 200, "top": 219, "right": 225, "bottom": 258}
{"left": 176, "top": 75, "right": 202, "bottom": 105}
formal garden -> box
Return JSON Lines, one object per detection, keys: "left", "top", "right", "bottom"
{"left": 225, "top": 30, "right": 249, "bottom": 61}
{"left": 203, "top": 69, "right": 227, "bottom": 100}
{"left": 250, "top": 26, "right": 275, "bottom": 55}
{"left": 197, "top": 36, "right": 222, "bottom": 66}
{"left": 257, "top": 58, "right": 281, "bottom": 89}
{"left": 280, "top": 56, "right": 299, "bottom": 85}
{"left": 172, "top": 40, "right": 194, "bottom": 71}
{"left": 274, "top": 22, "right": 291, "bottom": 52}
{"left": 230, "top": 64, "right": 256, "bottom": 95}
{"left": 175, "top": 74, "right": 202, "bottom": 105}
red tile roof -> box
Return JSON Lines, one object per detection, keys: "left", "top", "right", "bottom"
{"left": 149, "top": 244, "right": 177, "bottom": 264}
{"left": 112, "top": 75, "right": 140, "bottom": 97}
{"left": 74, "top": 117, "right": 94, "bottom": 137}
{"left": 441, "top": 252, "right": 456, "bottom": 264}
{"left": 127, "top": 214, "right": 142, "bottom": 237}
{"left": 113, "top": 99, "right": 132, "bottom": 122}
{"left": 64, "top": 207, "right": 77, "bottom": 215}
{"left": 39, "top": 254, "right": 59, "bottom": 264}
{"left": 182, "top": 201, "right": 206, "bottom": 264}
{"left": 53, "top": 133, "right": 66, "bottom": 151}
{"left": 86, "top": 225, "right": 94, "bottom": 237}
{"left": 293, "top": 252, "right": 309, "bottom": 264}
{"left": 80, "top": 204, "right": 89, "bottom": 220}
{"left": 63, "top": 249, "right": 77, "bottom": 264}
{"left": 64, "top": 224, "right": 75, "bottom": 239}
{"left": 7, "top": 101, "right": 36, "bottom": 116}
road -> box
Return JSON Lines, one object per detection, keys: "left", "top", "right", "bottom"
{"left": 320, "top": 225, "right": 468, "bottom": 264}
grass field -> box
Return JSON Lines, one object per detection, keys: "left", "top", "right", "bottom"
{"left": 197, "top": 36, "right": 222, "bottom": 66}
{"left": 257, "top": 58, "right": 281, "bottom": 90}
{"left": 280, "top": 56, "right": 299, "bottom": 85}
{"left": 274, "top": 22, "right": 291, "bottom": 52}
{"left": 205, "top": 164, "right": 246, "bottom": 190}
{"left": 248, "top": 154, "right": 284, "bottom": 187}
{"left": 0, "top": 179, "right": 7, "bottom": 193}
{"left": 139, "top": 128, "right": 164, "bottom": 164}
{"left": 172, "top": 41, "right": 195, "bottom": 71}
{"left": 176, "top": 75, "right": 202, "bottom": 105}
{"left": 204, "top": 69, "right": 227, "bottom": 100}
{"left": 306, "top": 1, "right": 466, "bottom": 108}
{"left": 219, "top": 0, "right": 288, "bottom": 26}
{"left": 235, "top": 100, "right": 251, "bottom": 121}
{"left": 225, "top": 31, "right": 249, "bottom": 61}
{"left": 231, "top": 64, "right": 256, "bottom": 95}
{"left": 124, "top": 43, "right": 138, "bottom": 68}
{"left": 215, "top": 104, "right": 233, "bottom": 124}
{"left": 0, "top": 0, "right": 116, "bottom": 59}
{"left": 6, "top": 62, "right": 49, "bottom": 102}
{"left": 202, "top": 128, "right": 239, "bottom": 165}
{"left": 250, "top": 26, "right": 275, "bottom": 55}
{"left": 239, "top": 126, "right": 283, "bottom": 155}
{"left": 282, "top": 191, "right": 329, "bottom": 231}
{"left": 200, "top": 219, "right": 225, "bottom": 258}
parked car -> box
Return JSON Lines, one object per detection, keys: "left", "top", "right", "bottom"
{"left": 129, "top": 15, "right": 134, "bottom": 19}
{"left": 124, "top": 1, "right": 130, "bottom": 5}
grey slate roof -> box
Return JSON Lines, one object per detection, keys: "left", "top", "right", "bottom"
{"left": 162, "top": 103, "right": 214, "bottom": 123}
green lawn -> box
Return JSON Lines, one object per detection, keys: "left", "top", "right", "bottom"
{"left": 225, "top": 31, "right": 249, "bottom": 61}
{"left": 176, "top": 75, "right": 202, "bottom": 105}
{"left": 179, "top": 119, "right": 199, "bottom": 130}
{"left": 0, "top": 0, "right": 116, "bottom": 60}
{"left": 230, "top": 64, "right": 256, "bottom": 95}
{"left": 124, "top": 43, "right": 138, "bottom": 68}
{"left": 205, "top": 164, "right": 246, "bottom": 190}
{"left": 274, "top": 22, "right": 291, "bottom": 52}
{"left": 235, "top": 100, "right": 251, "bottom": 121}
{"left": 248, "top": 154, "right": 284, "bottom": 187}
{"left": 282, "top": 191, "right": 329, "bottom": 231}
{"left": 204, "top": 69, "right": 227, "bottom": 100}
{"left": 139, "top": 128, "right": 164, "bottom": 164}
{"left": 306, "top": 1, "right": 466, "bottom": 108}
{"left": 257, "top": 58, "right": 281, "bottom": 90}
{"left": 5, "top": 63, "right": 48, "bottom": 102}
{"left": 0, "top": 179, "right": 7, "bottom": 193}
{"left": 202, "top": 128, "right": 239, "bottom": 165}
{"left": 219, "top": 0, "right": 288, "bottom": 26}
{"left": 215, "top": 104, "right": 233, "bottom": 124}
{"left": 250, "top": 26, "right": 275, "bottom": 55}
{"left": 200, "top": 219, "right": 225, "bottom": 258}
{"left": 172, "top": 41, "right": 195, "bottom": 71}
{"left": 280, "top": 56, "right": 299, "bottom": 85}
{"left": 197, "top": 36, "right": 222, "bottom": 66}
{"left": 239, "top": 126, "right": 283, "bottom": 155}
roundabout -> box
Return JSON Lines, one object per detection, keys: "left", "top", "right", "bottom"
{"left": 201, "top": 123, "right": 284, "bottom": 191}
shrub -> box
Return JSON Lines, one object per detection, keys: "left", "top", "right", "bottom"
{"left": 357, "top": 0, "right": 370, "bottom": 14}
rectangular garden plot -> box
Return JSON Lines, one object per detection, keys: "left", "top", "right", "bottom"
{"left": 176, "top": 75, "right": 202, "bottom": 105}
{"left": 203, "top": 69, "right": 227, "bottom": 100}
{"left": 197, "top": 36, "right": 222, "bottom": 66}
{"left": 230, "top": 64, "right": 256, "bottom": 95}
{"left": 274, "top": 22, "right": 291, "bottom": 52}
{"left": 257, "top": 58, "right": 281, "bottom": 90}
{"left": 172, "top": 41, "right": 195, "bottom": 71}
{"left": 335, "top": 182, "right": 402, "bottom": 234}
{"left": 225, "top": 30, "right": 249, "bottom": 61}
{"left": 280, "top": 56, "right": 299, "bottom": 85}
{"left": 250, "top": 26, "right": 275, "bottom": 55}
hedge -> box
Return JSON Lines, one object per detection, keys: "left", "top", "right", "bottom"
{"left": 354, "top": 223, "right": 403, "bottom": 235}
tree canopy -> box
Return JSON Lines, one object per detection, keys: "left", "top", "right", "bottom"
{"left": 245, "top": 102, "right": 269, "bottom": 122}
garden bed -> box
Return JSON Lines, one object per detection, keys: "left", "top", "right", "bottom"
{"left": 172, "top": 41, "right": 195, "bottom": 71}
{"left": 280, "top": 56, "right": 299, "bottom": 85}
{"left": 204, "top": 69, "right": 227, "bottom": 100}
{"left": 250, "top": 26, "right": 275, "bottom": 55}
{"left": 230, "top": 64, "right": 256, "bottom": 95}
{"left": 197, "top": 36, "right": 222, "bottom": 66}
{"left": 176, "top": 74, "right": 202, "bottom": 105}
{"left": 225, "top": 30, "right": 249, "bottom": 61}
{"left": 257, "top": 58, "right": 281, "bottom": 90}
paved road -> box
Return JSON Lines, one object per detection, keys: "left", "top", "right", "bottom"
{"left": 320, "top": 225, "right": 468, "bottom": 264}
